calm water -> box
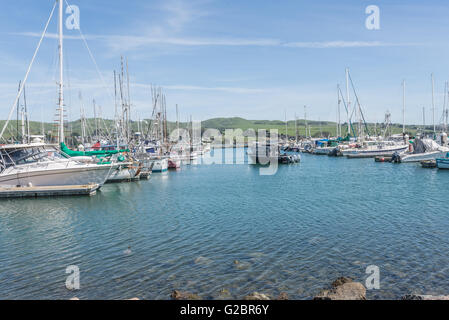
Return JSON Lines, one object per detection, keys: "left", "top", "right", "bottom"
{"left": 1, "top": 149, "right": 449, "bottom": 300}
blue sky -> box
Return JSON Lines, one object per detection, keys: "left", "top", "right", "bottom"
{"left": 1, "top": 0, "right": 449, "bottom": 124}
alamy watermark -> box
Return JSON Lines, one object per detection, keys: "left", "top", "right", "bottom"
{"left": 365, "top": 5, "right": 380, "bottom": 30}
{"left": 65, "top": 265, "right": 80, "bottom": 290}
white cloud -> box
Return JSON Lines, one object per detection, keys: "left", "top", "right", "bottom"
{"left": 11, "top": 32, "right": 419, "bottom": 52}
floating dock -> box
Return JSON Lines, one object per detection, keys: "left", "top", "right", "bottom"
{"left": 0, "top": 184, "right": 100, "bottom": 198}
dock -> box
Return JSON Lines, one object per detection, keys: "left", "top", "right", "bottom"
{"left": 0, "top": 184, "right": 100, "bottom": 198}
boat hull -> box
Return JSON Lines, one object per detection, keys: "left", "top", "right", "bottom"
{"left": 0, "top": 164, "right": 113, "bottom": 187}
{"left": 401, "top": 151, "right": 448, "bottom": 163}
{"left": 437, "top": 158, "right": 449, "bottom": 169}
{"left": 149, "top": 158, "right": 168, "bottom": 172}
{"left": 343, "top": 146, "right": 408, "bottom": 158}
{"left": 107, "top": 163, "right": 141, "bottom": 182}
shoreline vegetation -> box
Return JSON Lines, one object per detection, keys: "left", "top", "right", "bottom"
{"left": 0, "top": 117, "right": 426, "bottom": 142}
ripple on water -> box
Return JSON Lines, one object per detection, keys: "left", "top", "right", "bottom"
{"left": 1, "top": 151, "right": 449, "bottom": 299}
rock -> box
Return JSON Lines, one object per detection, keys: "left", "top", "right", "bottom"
{"left": 233, "top": 260, "right": 251, "bottom": 270}
{"left": 402, "top": 294, "right": 449, "bottom": 300}
{"left": 128, "top": 297, "right": 140, "bottom": 300}
{"left": 331, "top": 277, "right": 353, "bottom": 288}
{"left": 171, "top": 290, "right": 201, "bottom": 300}
{"left": 314, "top": 278, "right": 366, "bottom": 300}
{"left": 277, "top": 292, "right": 289, "bottom": 300}
{"left": 194, "top": 256, "right": 213, "bottom": 266}
{"left": 217, "top": 288, "right": 232, "bottom": 300}
{"left": 244, "top": 292, "right": 271, "bottom": 300}
{"left": 69, "top": 297, "right": 79, "bottom": 301}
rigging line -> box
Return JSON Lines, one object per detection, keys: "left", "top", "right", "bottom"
{"left": 348, "top": 73, "right": 371, "bottom": 136}
{"left": 338, "top": 86, "right": 356, "bottom": 135}
{"left": 64, "top": 0, "right": 115, "bottom": 103}
{"left": 0, "top": 1, "right": 57, "bottom": 142}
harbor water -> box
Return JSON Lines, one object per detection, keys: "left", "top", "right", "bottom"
{"left": 1, "top": 149, "right": 448, "bottom": 299}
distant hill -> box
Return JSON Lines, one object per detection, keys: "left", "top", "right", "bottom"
{"left": 0, "top": 117, "right": 427, "bottom": 142}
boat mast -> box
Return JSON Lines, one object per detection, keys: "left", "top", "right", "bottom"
{"left": 337, "top": 84, "right": 341, "bottom": 137}
{"left": 295, "top": 113, "right": 298, "bottom": 142}
{"left": 176, "top": 104, "right": 180, "bottom": 141}
{"left": 24, "top": 84, "right": 30, "bottom": 143}
{"left": 345, "top": 68, "right": 351, "bottom": 136}
{"left": 402, "top": 80, "right": 406, "bottom": 135}
{"left": 431, "top": 73, "right": 436, "bottom": 136}
{"left": 57, "top": 0, "right": 64, "bottom": 144}
{"left": 285, "top": 110, "right": 287, "bottom": 142}
{"left": 304, "top": 105, "right": 308, "bottom": 138}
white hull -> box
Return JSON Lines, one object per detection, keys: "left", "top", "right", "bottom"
{"left": 312, "top": 147, "right": 334, "bottom": 155}
{"left": 0, "top": 163, "right": 113, "bottom": 187}
{"left": 107, "top": 163, "right": 141, "bottom": 182}
{"left": 343, "top": 145, "right": 408, "bottom": 158}
{"left": 149, "top": 158, "right": 168, "bottom": 172}
{"left": 401, "top": 151, "right": 449, "bottom": 163}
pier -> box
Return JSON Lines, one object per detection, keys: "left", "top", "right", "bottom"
{"left": 0, "top": 184, "right": 100, "bottom": 198}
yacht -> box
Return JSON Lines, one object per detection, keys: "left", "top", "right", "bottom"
{"left": 0, "top": 143, "right": 114, "bottom": 187}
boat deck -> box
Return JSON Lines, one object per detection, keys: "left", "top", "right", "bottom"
{"left": 0, "top": 184, "right": 100, "bottom": 198}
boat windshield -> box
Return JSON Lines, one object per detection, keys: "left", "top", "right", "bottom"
{"left": 0, "top": 146, "right": 64, "bottom": 170}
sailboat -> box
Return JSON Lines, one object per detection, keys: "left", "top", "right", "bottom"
{"left": 0, "top": 0, "right": 115, "bottom": 187}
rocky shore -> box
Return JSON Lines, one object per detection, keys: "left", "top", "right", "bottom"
{"left": 68, "top": 277, "right": 449, "bottom": 300}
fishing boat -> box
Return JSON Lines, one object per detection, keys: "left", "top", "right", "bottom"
{"left": 342, "top": 141, "right": 408, "bottom": 158}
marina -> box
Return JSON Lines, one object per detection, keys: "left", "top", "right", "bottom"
{"left": 2, "top": 0, "right": 449, "bottom": 306}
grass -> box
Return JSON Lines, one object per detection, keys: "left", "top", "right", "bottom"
{"left": 0, "top": 117, "right": 433, "bottom": 143}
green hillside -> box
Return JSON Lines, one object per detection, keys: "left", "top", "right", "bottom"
{"left": 0, "top": 117, "right": 429, "bottom": 143}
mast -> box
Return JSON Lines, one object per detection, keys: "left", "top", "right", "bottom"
{"left": 126, "top": 58, "right": 131, "bottom": 142}
{"left": 337, "top": 84, "right": 341, "bottom": 137}
{"left": 423, "top": 107, "right": 426, "bottom": 133}
{"left": 431, "top": 73, "right": 436, "bottom": 136}
{"left": 402, "top": 80, "right": 406, "bottom": 134}
{"left": 24, "top": 84, "right": 30, "bottom": 143}
{"left": 285, "top": 110, "right": 287, "bottom": 142}
{"left": 57, "top": 0, "right": 64, "bottom": 144}
{"left": 443, "top": 81, "right": 449, "bottom": 132}
{"left": 304, "top": 105, "right": 308, "bottom": 138}
{"left": 295, "top": 113, "right": 298, "bottom": 142}
{"left": 17, "top": 81, "right": 21, "bottom": 142}
{"left": 176, "top": 104, "right": 180, "bottom": 141}
{"left": 345, "top": 68, "right": 351, "bottom": 136}
{"left": 93, "top": 99, "right": 97, "bottom": 140}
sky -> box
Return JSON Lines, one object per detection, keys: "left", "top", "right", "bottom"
{"left": 1, "top": 0, "right": 449, "bottom": 125}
